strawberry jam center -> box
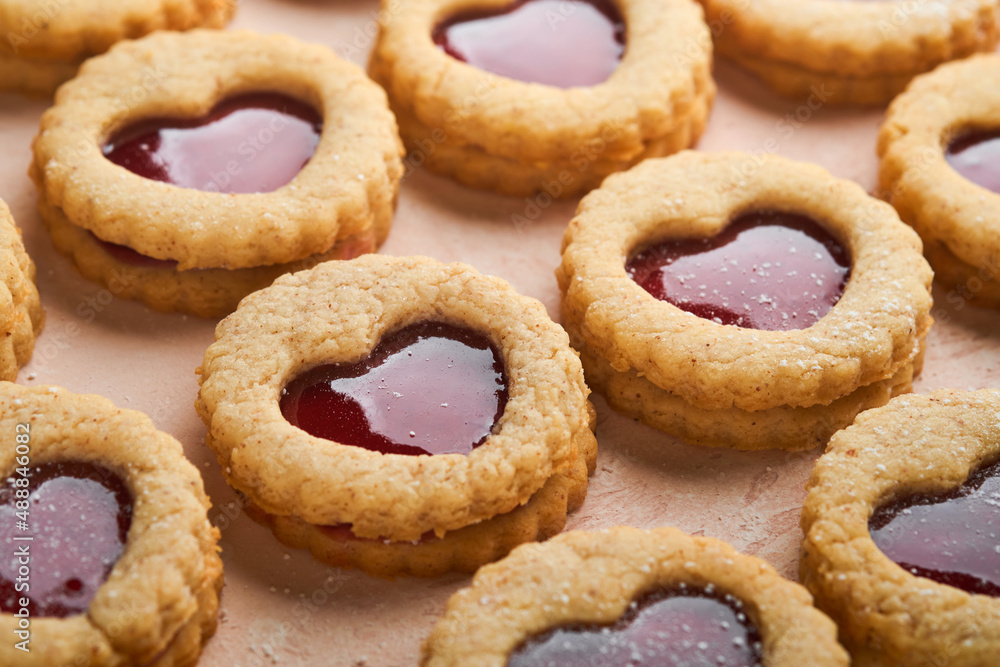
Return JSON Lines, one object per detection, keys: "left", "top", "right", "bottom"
{"left": 280, "top": 321, "right": 508, "bottom": 456}
{"left": 103, "top": 92, "right": 322, "bottom": 194}
{"left": 946, "top": 130, "right": 1000, "bottom": 195}
{"left": 870, "top": 458, "right": 1000, "bottom": 597}
{"left": 626, "top": 211, "right": 851, "bottom": 331}
{"left": 0, "top": 462, "right": 132, "bottom": 618}
{"left": 508, "top": 585, "right": 763, "bottom": 666}
{"left": 433, "top": 0, "right": 625, "bottom": 88}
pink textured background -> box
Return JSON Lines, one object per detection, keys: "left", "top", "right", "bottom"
{"left": 1, "top": 1, "right": 998, "bottom": 665}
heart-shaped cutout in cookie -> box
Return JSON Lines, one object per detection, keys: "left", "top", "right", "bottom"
{"left": 508, "top": 586, "right": 763, "bottom": 666}
{"left": 947, "top": 130, "right": 1000, "bottom": 195}
{"left": 870, "top": 458, "right": 1000, "bottom": 597}
{"left": 103, "top": 93, "right": 322, "bottom": 194}
{"left": 434, "top": 0, "right": 625, "bottom": 88}
{"left": 626, "top": 211, "right": 851, "bottom": 331}
{"left": 0, "top": 462, "right": 133, "bottom": 617}
{"left": 281, "top": 321, "right": 508, "bottom": 456}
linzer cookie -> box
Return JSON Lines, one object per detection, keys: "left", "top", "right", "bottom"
{"left": 0, "top": 200, "right": 43, "bottom": 382}
{"left": 0, "top": 383, "right": 223, "bottom": 667}
{"left": 196, "top": 255, "right": 597, "bottom": 578}
{"left": 422, "top": 526, "right": 848, "bottom": 666}
{"left": 369, "top": 0, "right": 715, "bottom": 198}
{"left": 557, "top": 151, "right": 933, "bottom": 450}
{"left": 801, "top": 389, "right": 1000, "bottom": 667}
{"left": 697, "top": 0, "right": 1000, "bottom": 106}
{"left": 0, "top": 0, "right": 234, "bottom": 96}
{"left": 879, "top": 54, "right": 1000, "bottom": 310}
{"left": 31, "top": 29, "right": 403, "bottom": 317}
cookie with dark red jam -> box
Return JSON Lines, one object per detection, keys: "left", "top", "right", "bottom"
{"left": 557, "top": 151, "right": 932, "bottom": 450}
{"left": 696, "top": 0, "right": 999, "bottom": 106}
{"left": 626, "top": 210, "right": 850, "bottom": 331}
{"left": 197, "top": 255, "right": 597, "bottom": 577}
{"left": 0, "top": 200, "right": 43, "bottom": 382}
{"left": 870, "top": 457, "right": 1000, "bottom": 598}
{"left": 422, "top": 526, "right": 847, "bottom": 666}
{"left": 0, "top": 383, "right": 222, "bottom": 667}
{"left": 802, "top": 389, "right": 1000, "bottom": 667}
{"left": 369, "top": 0, "right": 714, "bottom": 198}
{"left": 280, "top": 321, "right": 508, "bottom": 456}
{"left": 879, "top": 54, "right": 1000, "bottom": 311}
{"left": 0, "top": 0, "right": 234, "bottom": 97}
{"left": 31, "top": 29, "right": 403, "bottom": 317}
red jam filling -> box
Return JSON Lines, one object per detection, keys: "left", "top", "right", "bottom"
{"left": 433, "top": 0, "right": 625, "bottom": 88}
{"left": 870, "top": 458, "right": 1000, "bottom": 597}
{"left": 626, "top": 211, "right": 851, "bottom": 331}
{"left": 90, "top": 225, "right": 375, "bottom": 270}
{"left": 0, "top": 462, "right": 133, "bottom": 618}
{"left": 508, "top": 584, "right": 763, "bottom": 667}
{"left": 103, "top": 92, "right": 322, "bottom": 194}
{"left": 90, "top": 231, "right": 179, "bottom": 269}
{"left": 946, "top": 129, "right": 1000, "bottom": 195}
{"left": 280, "top": 321, "right": 508, "bottom": 456}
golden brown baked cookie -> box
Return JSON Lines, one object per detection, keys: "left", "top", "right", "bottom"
{"left": 0, "top": 200, "right": 43, "bottom": 382}
{"left": 369, "top": 0, "right": 715, "bottom": 198}
{"left": 37, "top": 198, "right": 375, "bottom": 319}
{"left": 0, "top": 382, "right": 223, "bottom": 667}
{"left": 241, "top": 445, "right": 593, "bottom": 578}
{"left": 0, "top": 51, "right": 77, "bottom": 98}
{"left": 557, "top": 150, "right": 933, "bottom": 450}
{"left": 422, "top": 526, "right": 849, "bottom": 666}
{"left": 0, "top": 0, "right": 234, "bottom": 96}
{"left": 31, "top": 29, "right": 403, "bottom": 317}
{"left": 196, "top": 254, "right": 597, "bottom": 577}
{"left": 879, "top": 53, "right": 1000, "bottom": 310}
{"left": 697, "top": 0, "right": 1000, "bottom": 106}
{"left": 801, "top": 389, "right": 1000, "bottom": 667}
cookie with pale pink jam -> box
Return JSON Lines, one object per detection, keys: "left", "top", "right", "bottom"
{"left": 557, "top": 151, "right": 933, "bottom": 450}
{"left": 368, "top": 0, "right": 714, "bottom": 198}
{"left": 801, "top": 389, "right": 1000, "bottom": 667}
{"left": 422, "top": 526, "right": 848, "bottom": 666}
{"left": 0, "top": 383, "right": 223, "bottom": 667}
{"left": 196, "top": 254, "right": 597, "bottom": 577}
{"left": 31, "top": 29, "right": 403, "bottom": 317}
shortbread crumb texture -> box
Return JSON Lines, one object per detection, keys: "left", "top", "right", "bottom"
{"left": 801, "top": 389, "right": 1000, "bottom": 667}
{"left": 422, "top": 526, "right": 848, "bottom": 666}
{"left": 0, "top": 200, "right": 44, "bottom": 382}
{"left": 198, "top": 254, "right": 596, "bottom": 542}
